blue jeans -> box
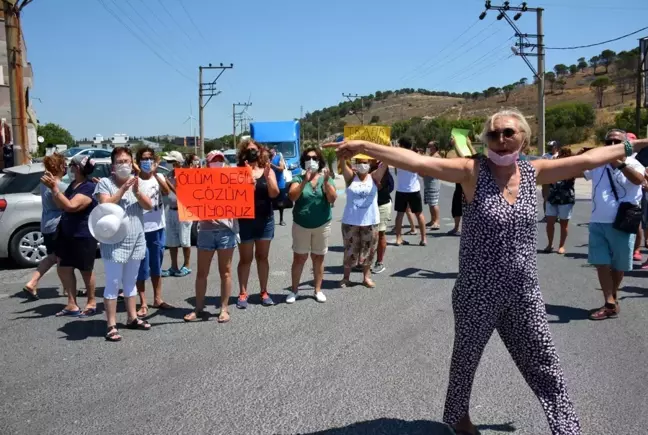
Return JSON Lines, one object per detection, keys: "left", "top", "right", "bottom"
{"left": 137, "top": 229, "right": 166, "bottom": 281}
{"left": 197, "top": 228, "right": 238, "bottom": 251}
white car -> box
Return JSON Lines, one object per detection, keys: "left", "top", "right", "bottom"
{"left": 63, "top": 147, "right": 113, "bottom": 161}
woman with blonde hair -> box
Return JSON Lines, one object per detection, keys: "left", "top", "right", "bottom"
{"left": 323, "top": 108, "right": 648, "bottom": 434}
{"left": 22, "top": 153, "right": 69, "bottom": 300}
{"left": 235, "top": 139, "right": 280, "bottom": 308}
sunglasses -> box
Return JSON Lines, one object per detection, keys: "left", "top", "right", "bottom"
{"left": 605, "top": 139, "right": 623, "bottom": 145}
{"left": 486, "top": 128, "right": 517, "bottom": 140}
{"left": 305, "top": 155, "right": 318, "bottom": 161}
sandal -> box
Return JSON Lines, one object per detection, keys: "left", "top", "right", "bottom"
{"left": 590, "top": 304, "right": 619, "bottom": 320}
{"left": 105, "top": 325, "right": 122, "bottom": 342}
{"left": 429, "top": 223, "right": 440, "bottom": 230}
{"left": 543, "top": 246, "right": 553, "bottom": 253}
{"left": 405, "top": 230, "right": 417, "bottom": 235}
{"left": 217, "top": 311, "right": 230, "bottom": 323}
{"left": 152, "top": 302, "right": 175, "bottom": 310}
{"left": 419, "top": 240, "right": 427, "bottom": 246}
{"left": 363, "top": 278, "right": 376, "bottom": 288}
{"left": 183, "top": 310, "right": 208, "bottom": 322}
{"left": 22, "top": 287, "right": 39, "bottom": 301}
{"left": 55, "top": 308, "right": 81, "bottom": 317}
{"left": 78, "top": 307, "right": 97, "bottom": 318}
{"left": 126, "top": 318, "right": 151, "bottom": 330}
{"left": 339, "top": 279, "right": 350, "bottom": 288}
{"left": 136, "top": 305, "right": 148, "bottom": 317}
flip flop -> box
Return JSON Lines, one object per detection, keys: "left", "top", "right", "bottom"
{"left": 405, "top": 230, "right": 417, "bottom": 235}
{"left": 78, "top": 308, "right": 97, "bottom": 318}
{"left": 22, "top": 287, "right": 39, "bottom": 301}
{"left": 217, "top": 311, "right": 230, "bottom": 323}
{"left": 55, "top": 309, "right": 81, "bottom": 317}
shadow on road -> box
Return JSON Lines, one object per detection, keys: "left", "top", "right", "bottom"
{"left": 298, "top": 418, "right": 517, "bottom": 434}
{"left": 12, "top": 286, "right": 61, "bottom": 301}
{"left": 391, "top": 267, "right": 458, "bottom": 280}
{"left": 58, "top": 319, "right": 106, "bottom": 341}
{"left": 12, "top": 302, "right": 66, "bottom": 319}
{"left": 618, "top": 286, "right": 648, "bottom": 300}
{"left": 545, "top": 303, "right": 591, "bottom": 323}
{"left": 564, "top": 252, "right": 588, "bottom": 261}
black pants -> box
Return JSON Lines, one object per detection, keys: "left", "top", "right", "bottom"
{"left": 451, "top": 184, "right": 463, "bottom": 218}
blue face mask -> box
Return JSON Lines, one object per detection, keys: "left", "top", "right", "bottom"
{"left": 140, "top": 159, "right": 152, "bottom": 173}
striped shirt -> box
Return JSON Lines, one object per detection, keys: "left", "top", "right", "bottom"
{"left": 94, "top": 177, "right": 146, "bottom": 263}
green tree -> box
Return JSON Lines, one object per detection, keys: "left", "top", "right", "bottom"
{"left": 569, "top": 64, "right": 578, "bottom": 75}
{"left": 545, "top": 102, "right": 596, "bottom": 145}
{"left": 589, "top": 56, "right": 600, "bottom": 74}
{"left": 577, "top": 57, "right": 588, "bottom": 72}
{"left": 502, "top": 84, "right": 515, "bottom": 102}
{"left": 545, "top": 72, "right": 557, "bottom": 93}
{"left": 518, "top": 77, "right": 528, "bottom": 86}
{"left": 555, "top": 79, "right": 567, "bottom": 94}
{"left": 554, "top": 64, "right": 569, "bottom": 77}
{"left": 615, "top": 107, "right": 648, "bottom": 138}
{"left": 37, "top": 123, "right": 74, "bottom": 156}
{"left": 590, "top": 76, "right": 611, "bottom": 108}
{"left": 599, "top": 49, "right": 616, "bottom": 73}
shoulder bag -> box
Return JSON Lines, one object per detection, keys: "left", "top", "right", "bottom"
{"left": 605, "top": 168, "right": 642, "bottom": 234}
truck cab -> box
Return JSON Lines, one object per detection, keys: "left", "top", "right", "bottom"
{"left": 250, "top": 120, "right": 301, "bottom": 176}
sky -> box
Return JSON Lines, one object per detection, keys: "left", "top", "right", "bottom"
{"left": 21, "top": 0, "right": 648, "bottom": 140}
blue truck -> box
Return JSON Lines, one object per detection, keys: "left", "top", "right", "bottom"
{"left": 250, "top": 120, "right": 301, "bottom": 176}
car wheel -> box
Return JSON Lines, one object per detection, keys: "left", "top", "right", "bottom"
{"left": 10, "top": 226, "right": 48, "bottom": 268}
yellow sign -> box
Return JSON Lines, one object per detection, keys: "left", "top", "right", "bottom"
{"left": 338, "top": 125, "right": 392, "bottom": 173}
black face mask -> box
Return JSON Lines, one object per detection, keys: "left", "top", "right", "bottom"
{"left": 246, "top": 149, "right": 259, "bottom": 162}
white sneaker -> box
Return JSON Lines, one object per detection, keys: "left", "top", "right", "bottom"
{"left": 314, "top": 291, "right": 326, "bottom": 303}
{"left": 285, "top": 292, "right": 297, "bottom": 304}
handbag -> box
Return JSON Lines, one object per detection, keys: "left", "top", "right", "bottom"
{"left": 605, "top": 168, "right": 642, "bottom": 234}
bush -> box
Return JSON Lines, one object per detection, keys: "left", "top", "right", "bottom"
{"left": 549, "top": 127, "right": 589, "bottom": 146}
{"left": 545, "top": 102, "right": 596, "bottom": 145}
{"left": 614, "top": 108, "right": 648, "bottom": 138}
{"left": 594, "top": 124, "right": 614, "bottom": 144}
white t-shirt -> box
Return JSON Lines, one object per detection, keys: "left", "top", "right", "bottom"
{"left": 583, "top": 157, "right": 645, "bottom": 224}
{"left": 139, "top": 176, "right": 166, "bottom": 232}
{"left": 396, "top": 169, "right": 420, "bottom": 193}
{"left": 342, "top": 175, "right": 380, "bottom": 226}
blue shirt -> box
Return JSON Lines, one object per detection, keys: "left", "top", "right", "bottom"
{"left": 271, "top": 153, "right": 285, "bottom": 189}
{"left": 40, "top": 181, "right": 69, "bottom": 234}
{"left": 59, "top": 180, "right": 97, "bottom": 238}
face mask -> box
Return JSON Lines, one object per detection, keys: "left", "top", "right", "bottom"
{"left": 209, "top": 161, "right": 225, "bottom": 168}
{"left": 140, "top": 159, "right": 152, "bottom": 173}
{"left": 67, "top": 166, "right": 76, "bottom": 181}
{"left": 355, "top": 163, "right": 370, "bottom": 174}
{"left": 488, "top": 150, "right": 519, "bottom": 167}
{"left": 115, "top": 163, "right": 132, "bottom": 179}
{"left": 192, "top": 160, "right": 201, "bottom": 168}
{"left": 306, "top": 160, "right": 319, "bottom": 171}
{"left": 246, "top": 149, "right": 259, "bottom": 162}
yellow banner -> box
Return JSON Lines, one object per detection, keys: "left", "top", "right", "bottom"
{"left": 338, "top": 125, "right": 392, "bottom": 173}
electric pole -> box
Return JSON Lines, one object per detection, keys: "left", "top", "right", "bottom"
{"left": 479, "top": 1, "right": 545, "bottom": 155}
{"left": 3, "top": 0, "right": 33, "bottom": 166}
{"left": 342, "top": 93, "right": 364, "bottom": 125}
{"left": 232, "top": 102, "right": 252, "bottom": 148}
{"left": 198, "top": 63, "right": 233, "bottom": 158}
{"left": 637, "top": 37, "right": 648, "bottom": 135}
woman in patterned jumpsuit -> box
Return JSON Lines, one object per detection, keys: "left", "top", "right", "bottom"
{"left": 324, "top": 109, "right": 648, "bottom": 435}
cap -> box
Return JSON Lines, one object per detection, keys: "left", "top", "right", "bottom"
{"left": 88, "top": 203, "right": 129, "bottom": 245}
{"left": 162, "top": 150, "right": 184, "bottom": 163}
{"left": 206, "top": 150, "right": 225, "bottom": 163}
{"left": 627, "top": 132, "right": 637, "bottom": 141}
{"left": 70, "top": 154, "right": 95, "bottom": 174}
{"left": 548, "top": 140, "right": 560, "bottom": 148}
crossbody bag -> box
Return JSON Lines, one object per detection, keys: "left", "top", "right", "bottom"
{"left": 605, "top": 167, "right": 642, "bottom": 234}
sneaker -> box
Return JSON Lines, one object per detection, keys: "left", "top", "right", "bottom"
{"left": 173, "top": 266, "right": 191, "bottom": 277}
{"left": 372, "top": 262, "right": 386, "bottom": 274}
{"left": 162, "top": 268, "right": 178, "bottom": 277}
{"left": 261, "top": 292, "right": 275, "bottom": 306}
{"left": 236, "top": 294, "right": 248, "bottom": 309}
{"left": 314, "top": 291, "right": 326, "bottom": 303}
{"left": 285, "top": 292, "right": 298, "bottom": 304}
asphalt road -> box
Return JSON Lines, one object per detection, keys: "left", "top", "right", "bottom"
{"left": 0, "top": 182, "right": 646, "bottom": 435}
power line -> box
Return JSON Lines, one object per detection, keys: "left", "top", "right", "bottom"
{"left": 97, "top": 0, "right": 195, "bottom": 83}
{"left": 545, "top": 26, "right": 648, "bottom": 50}
{"left": 451, "top": 53, "right": 515, "bottom": 87}
{"left": 156, "top": 0, "right": 196, "bottom": 45}
{"left": 400, "top": 19, "right": 481, "bottom": 82}
{"left": 176, "top": 0, "right": 210, "bottom": 46}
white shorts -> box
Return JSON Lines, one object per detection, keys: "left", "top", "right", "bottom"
{"left": 166, "top": 208, "right": 192, "bottom": 248}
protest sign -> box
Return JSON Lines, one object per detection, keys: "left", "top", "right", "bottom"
{"left": 175, "top": 167, "right": 255, "bottom": 222}
{"left": 338, "top": 125, "right": 392, "bottom": 173}
{"left": 451, "top": 128, "right": 473, "bottom": 157}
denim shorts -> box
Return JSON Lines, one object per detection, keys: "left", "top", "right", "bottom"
{"left": 545, "top": 202, "right": 574, "bottom": 220}
{"left": 197, "top": 228, "right": 238, "bottom": 251}
{"left": 239, "top": 215, "right": 274, "bottom": 244}
{"left": 588, "top": 222, "right": 635, "bottom": 272}
{"left": 137, "top": 228, "right": 166, "bottom": 281}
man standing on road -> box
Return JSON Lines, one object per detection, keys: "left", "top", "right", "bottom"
{"left": 584, "top": 129, "right": 645, "bottom": 320}
{"left": 540, "top": 140, "right": 560, "bottom": 222}
{"left": 393, "top": 137, "right": 427, "bottom": 246}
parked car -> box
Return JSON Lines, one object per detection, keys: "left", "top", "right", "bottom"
{"left": 0, "top": 161, "right": 195, "bottom": 267}
{"left": 63, "top": 147, "right": 113, "bottom": 161}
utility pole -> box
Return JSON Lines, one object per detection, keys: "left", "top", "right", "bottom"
{"left": 637, "top": 37, "right": 648, "bottom": 135}
{"left": 198, "top": 62, "right": 233, "bottom": 158}
{"left": 232, "top": 101, "right": 252, "bottom": 148}
{"left": 342, "top": 93, "right": 364, "bottom": 125}
{"left": 3, "top": 0, "right": 33, "bottom": 166}
{"left": 479, "top": 1, "right": 545, "bottom": 155}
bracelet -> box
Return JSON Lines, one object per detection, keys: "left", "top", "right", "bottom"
{"left": 624, "top": 140, "right": 633, "bottom": 157}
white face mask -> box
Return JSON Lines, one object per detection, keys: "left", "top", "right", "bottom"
{"left": 354, "top": 163, "right": 370, "bottom": 174}
{"left": 67, "top": 166, "right": 76, "bottom": 181}
{"left": 115, "top": 163, "right": 132, "bottom": 179}
{"left": 306, "top": 160, "right": 319, "bottom": 172}
{"left": 192, "top": 160, "right": 201, "bottom": 168}
{"left": 208, "top": 161, "right": 225, "bottom": 168}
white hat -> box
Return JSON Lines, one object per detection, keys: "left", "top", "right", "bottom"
{"left": 89, "top": 203, "right": 129, "bottom": 245}
{"left": 162, "top": 150, "right": 184, "bottom": 163}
